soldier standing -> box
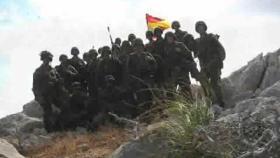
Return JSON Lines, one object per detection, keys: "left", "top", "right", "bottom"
{"left": 33, "top": 51, "right": 61, "bottom": 132}
{"left": 195, "top": 21, "right": 226, "bottom": 107}
{"left": 164, "top": 32, "right": 199, "bottom": 98}
{"left": 127, "top": 38, "right": 157, "bottom": 113}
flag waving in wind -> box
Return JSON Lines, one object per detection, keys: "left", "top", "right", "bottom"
{"left": 146, "top": 14, "right": 171, "bottom": 31}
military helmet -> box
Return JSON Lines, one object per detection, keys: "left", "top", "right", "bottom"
{"left": 115, "top": 37, "right": 122, "bottom": 45}
{"left": 133, "top": 38, "right": 144, "bottom": 48}
{"left": 171, "top": 21, "right": 180, "bottom": 29}
{"left": 71, "top": 47, "right": 80, "bottom": 55}
{"left": 128, "top": 33, "right": 136, "bottom": 42}
{"left": 88, "top": 49, "right": 98, "bottom": 57}
{"left": 195, "top": 21, "right": 207, "bottom": 32}
{"left": 83, "top": 52, "right": 89, "bottom": 60}
{"left": 40, "top": 50, "right": 53, "bottom": 61}
{"left": 59, "top": 54, "right": 68, "bottom": 62}
{"left": 101, "top": 46, "right": 111, "bottom": 56}
{"left": 145, "top": 30, "right": 153, "bottom": 38}
{"left": 154, "top": 27, "right": 163, "bottom": 35}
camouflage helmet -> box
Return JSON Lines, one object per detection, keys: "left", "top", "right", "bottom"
{"left": 171, "top": 21, "right": 180, "bottom": 29}
{"left": 195, "top": 21, "right": 207, "bottom": 32}
{"left": 115, "top": 37, "right": 122, "bottom": 45}
{"left": 154, "top": 27, "right": 163, "bottom": 35}
{"left": 59, "top": 54, "right": 68, "bottom": 62}
{"left": 88, "top": 49, "right": 98, "bottom": 57}
{"left": 145, "top": 30, "right": 153, "bottom": 38}
{"left": 40, "top": 50, "right": 53, "bottom": 61}
{"left": 101, "top": 46, "right": 111, "bottom": 56}
{"left": 133, "top": 38, "right": 144, "bottom": 48}
{"left": 128, "top": 33, "right": 136, "bottom": 42}
{"left": 83, "top": 52, "right": 89, "bottom": 60}
{"left": 71, "top": 47, "right": 80, "bottom": 55}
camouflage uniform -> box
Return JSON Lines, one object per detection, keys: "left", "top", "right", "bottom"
{"left": 127, "top": 38, "right": 157, "bottom": 113}
{"left": 33, "top": 51, "right": 61, "bottom": 132}
{"left": 164, "top": 32, "right": 199, "bottom": 97}
{"left": 195, "top": 21, "right": 226, "bottom": 106}
{"left": 96, "top": 46, "right": 123, "bottom": 88}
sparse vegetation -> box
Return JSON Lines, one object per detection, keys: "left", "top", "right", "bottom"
{"left": 159, "top": 95, "right": 234, "bottom": 158}
{"left": 23, "top": 126, "right": 130, "bottom": 158}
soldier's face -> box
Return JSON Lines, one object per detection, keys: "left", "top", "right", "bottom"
{"left": 197, "top": 25, "right": 206, "bottom": 34}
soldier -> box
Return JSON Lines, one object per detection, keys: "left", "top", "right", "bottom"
{"left": 61, "top": 82, "right": 89, "bottom": 129}
{"left": 115, "top": 37, "right": 122, "bottom": 47}
{"left": 96, "top": 46, "right": 123, "bottom": 88}
{"left": 171, "top": 21, "right": 188, "bottom": 42}
{"left": 128, "top": 33, "right": 136, "bottom": 46}
{"left": 164, "top": 32, "right": 199, "bottom": 98}
{"left": 69, "top": 47, "right": 86, "bottom": 73}
{"left": 98, "top": 75, "right": 133, "bottom": 117}
{"left": 153, "top": 27, "right": 165, "bottom": 58}
{"left": 55, "top": 54, "right": 78, "bottom": 92}
{"left": 69, "top": 47, "right": 87, "bottom": 90}
{"left": 195, "top": 21, "right": 226, "bottom": 107}
{"left": 144, "top": 30, "right": 154, "bottom": 53}
{"left": 127, "top": 38, "right": 157, "bottom": 113}
{"left": 33, "top": 51, "right": 61, "bottom": 132}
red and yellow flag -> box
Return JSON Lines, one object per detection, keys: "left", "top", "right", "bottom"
{"left": 146, "top": 14, "right": 171, "bottom": 31}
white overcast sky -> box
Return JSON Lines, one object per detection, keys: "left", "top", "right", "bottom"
{"left": 0, "top": 0, "right": 280, "bottom": 117}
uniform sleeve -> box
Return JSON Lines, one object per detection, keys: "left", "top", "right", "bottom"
{"left": 210, "top": 36, "right": 226, "bottom": 61}
{"left": 179, "top": 43, "right": 194, "bottom": 62}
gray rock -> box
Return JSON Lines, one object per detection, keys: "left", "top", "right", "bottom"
{"left": 260, "top": 49, "right": 280, "bottom": 90}
{"left": 110, "top": 137, "right": 168, "bottom": 158}
{"left": 217, "top": 97, "right": 280, "bottom": 157}
{"left": 110, "top": 122, "right": 169, "bottom": 158}
{"left": 0, "top": 138, "right": 25, "bottom": 158}
{"left": 222, "top": 54, "right": 266, "bottom": 107}
{"left": 0, "top": 113, "right": 43, "bottom": 137}
{"left": 22, "top": 100, "right": 43, "bottom": 118}
{"left": 259, "top": 80, "right": 280, "bottom": 98}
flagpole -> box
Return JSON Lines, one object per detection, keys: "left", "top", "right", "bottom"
{"left": 145, "top": 13, "right": 149, "bottom": 30}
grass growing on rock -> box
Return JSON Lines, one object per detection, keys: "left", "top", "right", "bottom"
{"left": 160, "top": 94, "right": 234, "bottom": 158}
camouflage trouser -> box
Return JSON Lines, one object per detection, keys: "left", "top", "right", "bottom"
{"left": 200, "top": 67, "right": 224, "bottom": 106}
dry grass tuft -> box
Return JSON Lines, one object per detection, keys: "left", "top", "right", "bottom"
{"left": 24, "top": 126, "right": 130, "bottom": 158}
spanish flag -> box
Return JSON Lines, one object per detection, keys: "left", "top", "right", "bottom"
{"left": 146, "top": 14, "right": 171, "bottom": 31}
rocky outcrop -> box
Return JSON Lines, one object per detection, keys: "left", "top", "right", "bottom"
{"left": 22, "top": 100, "right": 43, "bottom": 118}
{"left": 0, "top": 101, "right": 48, "bottom": 151}
{"left": 110, "top": 123, "right": 169, "bottom": 158}
{"left": 223, "top": 49, "right": 280, "bottom": 108}
{"left": 217, "top": 96, "right": 280, "bottom": 157}
{"left": 0, "top": 138, "right": 25, "bottom": 158}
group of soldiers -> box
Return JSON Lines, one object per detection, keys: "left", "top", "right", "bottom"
{"left": 32, "top": 20, "right": 226, "bottom": 132}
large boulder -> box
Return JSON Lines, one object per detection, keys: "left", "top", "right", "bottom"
{"left": 0, "top": 138, "right": 25, "bottom": 158}
{"left": 259, "top": 80, "right": 280, "bottom": 98}
{"left": 0, "top": 113, "right": 43, "bottom": 137}
{"left": 223, "top": 49, "right": 280, "bottom": 108}
{"left": 223, "top": 54, "right": 266, "bottom": 107}
{"left": 260, "top": 49, "right": 280, "bottom": 90}
{"left": 110, "top": 122, "right": 169, "bottom": 158}
{"left": 218, "top": 97, "right": 280, "bottom": 157}
{"left": 22, "top": 100, "right": 43, "bottom": 118}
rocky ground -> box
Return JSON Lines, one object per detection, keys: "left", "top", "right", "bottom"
{"left": 1, "top": 48, "right": 280, "bottom": 158}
